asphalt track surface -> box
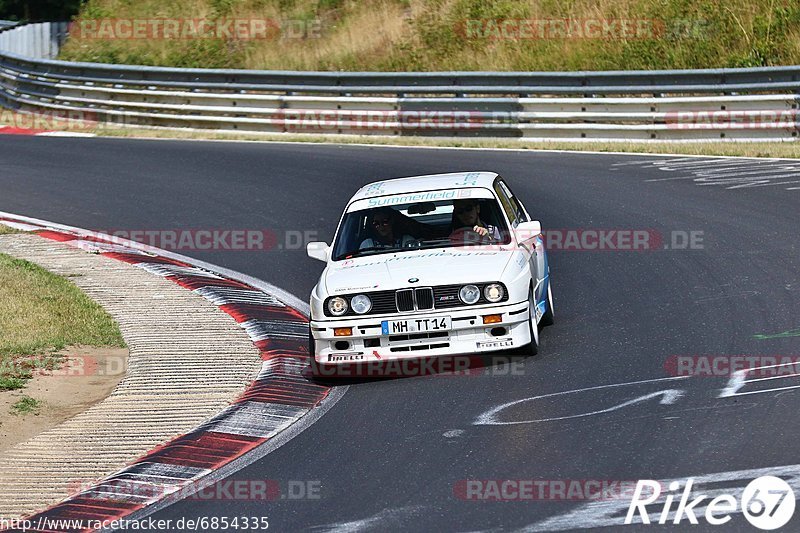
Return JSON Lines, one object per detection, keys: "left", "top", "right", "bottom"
{"left": 1, "top": 136, "right": 799, "bottom": 532}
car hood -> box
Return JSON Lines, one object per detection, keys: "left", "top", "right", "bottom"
{"left": 323, "top": 248, "right": 515, "bottom": 294}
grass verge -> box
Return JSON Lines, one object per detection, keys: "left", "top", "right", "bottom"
{"left": 0, "top": 225, "right": 22, "bottom": 235}
{"left": 0, "top": 252, "right": 126, "bottom": 391}
{"left": 62, "top": 0, "right": 800, "bottom": 71}
{"left": 92, "top": 126, "right": 800, "bottom": 159}
{"left": 11, "top": 396, "right": 41, "bottom": 416}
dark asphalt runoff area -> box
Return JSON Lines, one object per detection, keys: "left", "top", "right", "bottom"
{"left": 1, "top": 136, "right": 799, "bottom": 532}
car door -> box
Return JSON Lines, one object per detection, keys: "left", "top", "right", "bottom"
{"left": 494, "top": 178, "right": 546, "bottom": 307}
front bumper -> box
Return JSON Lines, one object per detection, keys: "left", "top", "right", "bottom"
{"left": 310, "top": 301, "right": 531, "bottom": 363}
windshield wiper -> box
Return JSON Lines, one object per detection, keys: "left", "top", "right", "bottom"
{"left": 416, "top": 238, "right": 450, "bottom": 247}
{"left": 417, "top": 238, "right": 472, "bottom": 250}
{"left": 337, "top": 245, "right": 400, "bottom": 260}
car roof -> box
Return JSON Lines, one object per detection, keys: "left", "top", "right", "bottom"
{"left": 352, "top": 171, "right": 499, "bottom": 200}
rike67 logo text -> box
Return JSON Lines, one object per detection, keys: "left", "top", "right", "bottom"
{"left": 627, "top": 476, "right": 795, "bottom": 530}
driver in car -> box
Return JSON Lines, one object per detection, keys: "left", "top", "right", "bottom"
{"left": 360, "top": 207, "right": 416, "bottom": 250}
{"left": 450, "top": 199, "right": 501, "bottom": 242}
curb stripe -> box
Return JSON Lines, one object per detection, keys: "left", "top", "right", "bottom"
{"left": 0, "top": 126, "right": 97, "bottom": 138}
{"left": 137, "top": 263, "right": 224, "bottom": 279}
{"left": 0, "top": 222, "right": 334, "bottom": 532}
{"left": 100, "top": 252, "right": 188, "bottom": 267}
{"left": 219, "top": 303, "right": 306, "bottom": 324}
{"left": 34, "top": 230, "right": 78, "bottom": 242}
{"left": 172, "top": 277, "right": 252, "bottom": 291}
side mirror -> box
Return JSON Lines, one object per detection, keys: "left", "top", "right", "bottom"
{"left": 515, "top": 220, "right": 542, "bottom": 243}
{"left": 307, "top": 241, "right": 331, "bottom": 262}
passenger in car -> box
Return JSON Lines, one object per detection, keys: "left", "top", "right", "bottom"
{"left": 450, "top": 199, "right": 501, "bottom": 241}
{"left": 360, "top": 207, "right": 416, "bottom": 249}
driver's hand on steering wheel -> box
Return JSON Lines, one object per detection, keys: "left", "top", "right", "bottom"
{"left": 473, "top": 225, "right": 491, "bottom": 238}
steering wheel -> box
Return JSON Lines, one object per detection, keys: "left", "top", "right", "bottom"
{"left": 449, "top": 227, "right": 492, "bottom": 245}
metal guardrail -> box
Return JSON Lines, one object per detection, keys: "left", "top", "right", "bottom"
{"left": 0, "top": 22, "right": 798, "bottom": 140}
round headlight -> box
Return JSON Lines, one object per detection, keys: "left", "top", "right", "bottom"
{"left": 351, "top": 294, "right": 372, "bottom": 314}
{"left": 327, "top": 297, "right": 349, "bottom": 316}
{"left": 459, "top": 284, "right": 481, "bottom": 305}
{"left": 484, "top": 283, "right": 504, "bottom": 303}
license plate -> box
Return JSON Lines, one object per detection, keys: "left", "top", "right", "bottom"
{"left": 476, "top": 338, "right": 513, "bottom": 350}
{"left": 382, "top": 316, "right": 451, "bottom": 335}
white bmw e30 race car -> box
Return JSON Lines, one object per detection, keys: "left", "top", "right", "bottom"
{"left": 306, "top": 171, "right": 553, "bottom": 368}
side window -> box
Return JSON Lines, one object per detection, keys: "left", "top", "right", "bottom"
{"left": 494, "top": 180, "right": 520, "bottom": 227}
{"left": 498, "top": 180, "right": 528, "bottom": 223}
{"left": 510, "top": 196, "right": 528, "bottom": 222}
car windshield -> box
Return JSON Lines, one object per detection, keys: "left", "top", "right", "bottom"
{"left": 331, "top": 195, "right": 511, "bottom": 261}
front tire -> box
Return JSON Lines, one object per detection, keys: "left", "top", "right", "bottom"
{"left": 539, "top": 278, "right": 554, "bottom": 328}
{"left": 308, "top": 329, "right": 324, "bottom": 378}
{"left": 525, "top": 287, "right": 539, "bottom": 356}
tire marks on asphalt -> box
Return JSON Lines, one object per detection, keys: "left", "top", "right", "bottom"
{"left": 612, "top": 157, "right": 800, "bottom": 190}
